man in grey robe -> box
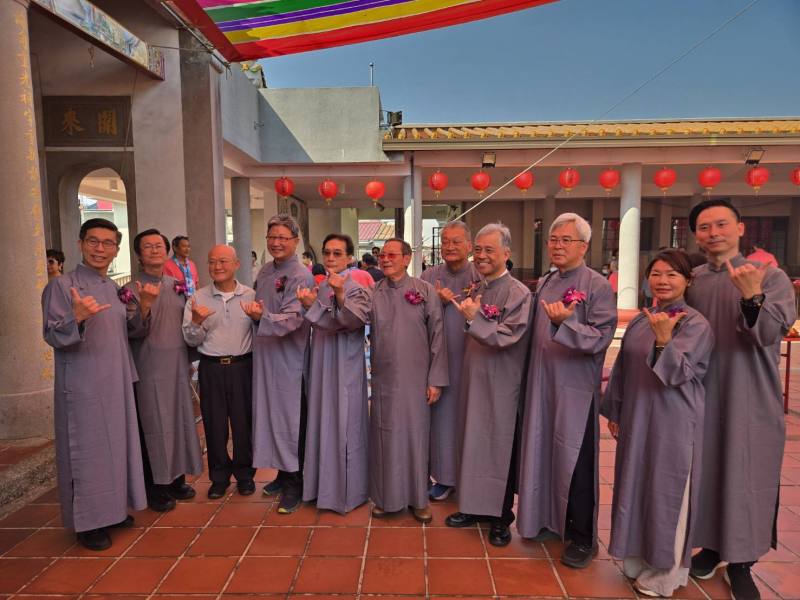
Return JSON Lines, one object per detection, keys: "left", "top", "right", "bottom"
{"left": 420, "top": 221, "right": 480, "bottom": 501}
{"left": 125, "top": 229, "right": 203, "bottom": 512}
{"left": 369, "top": 238, "right": 448, "bottom": 523}
{"left": 297, "top": 233, "right": 372, "bottom": 514}
{"left": 444, "top": 223, "right": 532, "bottom": 547}
{"left": 42, "top": 218, "right": 146, "bottom": 551}
{"left": 516, "top": 212, "right": 617, "bottom": 568}
{"left": 242, "top": 214, "right": 314, "bottom": 514}
{"left": 686, "top": 199, "right": 796, "bottom": 600}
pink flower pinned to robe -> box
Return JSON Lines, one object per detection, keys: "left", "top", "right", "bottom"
{"left": 562, "top": 287, "right": 587, "bottom": 304}
{"left": 404, "top": 289, "right": 425, "bottom": 305}
{"left": 275, "top": 276, "right": 288, "bottom": 292}
{"left": 481, "top": 304, "right": 501, "bottom": 320}
{"left": 118, "top": 287, "right": 135, "bottom": 305}
{"left": 174, "top": 281, "right": 188, "bottom": 296}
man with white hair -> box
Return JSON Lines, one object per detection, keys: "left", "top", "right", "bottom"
{"left": 444, "top": 223, "right": 533, "bottom": 546}
{"left": 516, "top": 212, "right": 617, "bottom": 568}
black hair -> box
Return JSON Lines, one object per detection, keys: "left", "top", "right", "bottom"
{"left": 311, "top": 263, "right": 326, "bottom": 276}
{"left": 133, "top": 229, "right": 170, "bottom": 256}
{"left": 383, "top": 237, "right": 412, "bottom": 256}
{"left": 645, "top": 248, "right": 693, "bottom": 281}
{"left": 80, "top": 218, "right": 121, "bottom": 244}
{"left": 688, "top": 198, "right": 741, "bottom": 233}
{"left": 171, "top": 235, "right": 189, "bottom": 251}
{"left": 362, "top": 253, "right": 377, "bottom": 266}
{"left": 46, "top": 248, "right": 65, "bottom": 265}
{"left": 322, "top": 233, "right": 355, "bottom": 256}
{"left": 302, "top": 251, "right": 314, "bottom": 260}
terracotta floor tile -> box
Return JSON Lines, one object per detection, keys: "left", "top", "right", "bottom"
{"left": 427, "top": 558, "right": 493, "bottom": 595}
{"left": 293, "top": 557, "right": 361, "bottom": 593}
{"left": 30, "top": 487, "right": 60, "bottom": 504}
{"left": 17, "top": 595, "right": 79, "bottom": 600}
{"left": 667, "top": 578, "right": 714, "bottom": 600}
{"left": 754, "top": 561, "right": 800, "bottom": 599}
{"left": 127, "top": 528, "right": 199, "bottom": 557}
{"left": 426, "top": 527, "right": 485, "bottom": 557}
{"left": 23, "top": 557, "right": 114, "bottom": 594}
{"left": 695, "top": 568, "right": 777, "bottom": 600}
{"left": 428, "top": 499, "right": 461, "bottom": 524}
{"left": 157, "top": 503, "right": 219, "bottom": 527}
{"left": 89, "top": 558, "right": 174, "bottom": 593}
{"left": 0, "top": 529, "right": 35, "bottom": 555}
{"left": 597, "top": 504, "right": 612, "bottom": 529}
{"left": 0, "top": 557, "right": 51, "bottom": 593}
{"left": 490, "top": 558, "right": 563, "bottom": 596}
{"left": 307, "top": 527, "right": 366, "bottom": 556}
{"left": 367, "top": 527, "right": 424, "bottom": 557}
{"left": 781, "top": 485, "right": 800, "bottom": 505}
{"left": 778, "top": 507, "right": 800, "bottom": 531}
{"left": 554, "top": 559, "right": 635, "bottom": 598}
{"left": 317, "top": 503, "right": 371, "bottom": 526}
{"left": 599, "top": 451, "right": 615, "bottom": 467}
{"left": 152, "top": 595, "right": 216, "bottom": 600}
{"left": 486, "top": 534, "right": 546, "bottom": 558}
{"left": 0, "top": 504, "right": 59, "bottom": 528}
{"left": 224, "top": 556, "right": 299, "bottom": 593}
{"left": 780, "top": 529, "right": 800, "bottom": 555}
{"left": 263, "top": 503, "right": 319, "bottom": 526}
{"left": 64, "top": 526, "right": 141, "bottom": 557}
{"left": 157, "top": 556, "right": 237, "bottom": 593}
{"left": 361, "top": 557, "right": 425, "bottom": 595}
{"left": 128, "top": 508, "right": 163, "bottom": 528}
{"left": 247, "top": 526, "right": 311, "bottom": 556}
{"left": 255, "top": 467, "right": 279, "bottom": 482}
{"left": 286, "top": 596, "right": 355, "bottom": 600}
{"left": 191, "top": 481, "right": 232, "bottom": 502}
{"left": 187, "top": 526, "right": 255, "bottom": 556}
{"left": 208, "top": 503, "right": 268, "bottom": 527}
{"left": 6, "top": 528, "right": 76, "bottom": 557}
{"left": 599, "top": 465, "right": 616, "bottom": 484}
{"left": 369, "top": 507, "right": 423, "bottom": 528}
{"left": 763, "top": 541, "right": 799, "bottom": 561}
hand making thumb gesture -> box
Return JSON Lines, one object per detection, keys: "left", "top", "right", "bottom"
{"left": 643, "top": 307, "right": 686, "bottom": 347}
{"left": 70, "top": 287, "right": 111, "bottom": 324}
{"left": 190, "top": 296, "right": 215, "bottom": 325}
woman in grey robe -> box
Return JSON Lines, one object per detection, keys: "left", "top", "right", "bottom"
{"left": 603, "top": 249, "right": 714, "bottom": 597}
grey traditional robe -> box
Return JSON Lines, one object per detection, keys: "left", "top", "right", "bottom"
{"left": 421, "top": 262, "right": 481, "bottom": 486}
{"left": 252, "top": 255, "right": 315, "bottom": 472}
{"left": 42, "top": 264, "right": 147, "bottom": 532}
{"left": 125, "top": 273, "right": 203, "bottom": 484}
{"left": 302, "top": 273, "right": 372, "bottom": 513}
{"left": 456, "top": 272, "right": 532, "bottom": 516}
{"left": 369, "top": 274, "right": 449, "bottom": 511}
{"left": 602, "top": 303, "right": 714, "bottom": 569}
{"left": 687, "top": 254, "right": 796, "bottom": 563}
{"left": 517, "top": 263, "right": 617, "bottom": 539}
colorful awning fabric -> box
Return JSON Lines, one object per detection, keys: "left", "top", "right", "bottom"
{"left": 172, "top": 0, "right": 556, "bottom": 60}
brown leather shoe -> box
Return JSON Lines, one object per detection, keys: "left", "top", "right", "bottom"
{"left": 371, "top": 505, "right": 387, "bottom": 518}
{"left": 412, "top": 505, "right": 432, "bottom": 524}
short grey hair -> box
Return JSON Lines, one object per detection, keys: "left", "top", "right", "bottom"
{"left": 441, "top": 220, "right": 472, "bottom": 241}
{"left": 267, "top": 213, "right": 300, "bottom": 238}
{"left": 550, "top": 212, "right": 592, "bottom": 243}
{"left": 476, "top": 222, "right": 511, "bottom": 249}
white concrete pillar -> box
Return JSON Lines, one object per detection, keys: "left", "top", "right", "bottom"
{"left": 231, "top": 177, "right": 253, "bottom": 286}
{"left": 0, "top": 0, "right": 54, "bottom": 439}
{"left": 618, "top": 164, "right": 642, "bottom": 309}
{"left": 403, "top": 163, "right": 423, "bottom": 276}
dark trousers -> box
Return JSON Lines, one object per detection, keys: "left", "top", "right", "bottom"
{"left": 565, "top": 406, "right": 596, "bottom": 547}
{"left": 277, "top": 380, "right": 308, "bottom": 490}
{"left": 198, "top": 356, "right": 256, "bottom": 484}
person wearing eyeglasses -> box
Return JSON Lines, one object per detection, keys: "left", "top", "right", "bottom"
{"left": 183, "top": 245, "right": 256, "bottom": 500}
{"left": 164, "top": 235, "right": 199, "bottom": 296}
{"left": 46, "top": 248, "right": 65, "bottom": 280}
{"left": 42, "top": 218, "right": 147, "bottom": 551}
{"left": 516, "top": 212, "right": 617, "bottom": 569}
{"left": 296, "top": 233, "right": 372, "bottom": 514}
{"left": 368, "top": 238, "right": 448, "bottom": 524}
{"left": 125, "top": 229, "right": 203, "bottom": 513}
{"left": 241, "top": 214, "right": 315, "bottom": 514}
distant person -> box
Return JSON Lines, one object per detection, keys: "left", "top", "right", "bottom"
{"left": 46, "top": 248, "right": 65, "bottom": 280}
{"left": 347, "top": 261, "right": 375, "bottom": 289}
{"left": 311, "top": 263, "right": 326, "bottom": 285}
{"left": 164, "top": 235, "right": 199, "bottom": 296}
{"left": 302, "top": 251, "right": 314, "bottom": 271}
{"left": 362, "top": 253, "right": 384, "bottom": 283}
{"left": 608, "top": 260, "right": 619, "bottom": 294}
{"left": 251, "top": 250, "right": 260, "bottom": 282}
{"left": 371, "top": 246, "right": 381, "bottom": 258}
{"left": 746, "top": 242, "right": 778, "bottom": 268}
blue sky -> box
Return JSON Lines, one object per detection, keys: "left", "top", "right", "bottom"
{"left": 257, "top": 0, "right": 799, "bottom": 124}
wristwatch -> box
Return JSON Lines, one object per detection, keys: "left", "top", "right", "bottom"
{"left": 741, "top": 293, "right": 765, "bottom": 309}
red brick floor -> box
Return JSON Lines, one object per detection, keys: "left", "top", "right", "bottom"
{"left": 1, "top": 343, "right": 799, "bottom": 599}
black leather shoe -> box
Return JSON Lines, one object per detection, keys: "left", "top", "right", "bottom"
{"left": 108, "top": 515, "right": 134, "bottom": 529}
{"left": 724, "top": 563, "right": 760, "bottom": 600}
{"left": 168, "top": 479, "right": 196, "bottom": 500}
{"left": 445, "top": 512, "right": 485, "bottom": 528}
{"left": 237, "top": 479, "right": 256, "bottom": 496}
{"left": 77, "top": 527, "right": 111, "bottom": 551}
{"left": 208, "top": 481, "right": 230, "bottom": 499}
{"left": 531, "top": 527, "right": 560, "bottom": 542}
{"left": 690, "top": 548, "right": 724, "bottom": 580}
{"left": 489, "top": 522, "right": 512, "bottom": 547}
{"left": 148, "top": 490, "right": 177, "bottom": 512}
{"left": 561, "top": 541, "right": 597, "bottom": 569}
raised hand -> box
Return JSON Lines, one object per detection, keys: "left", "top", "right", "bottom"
{"left": 643, "top": 307, "right": 686, "bottom": 346}
{"left": 435, "top": 280, "right": 457, "bottom": 304}
{"left": 426, "top": 386, "right": 441, "bottom": 406}
{"left": 296, "top": 285, "right": 318, "bottom": 309}
{"left": 70, "top": 286, "right": 111, "bottom": 324}
{"left": 541, "top": 299, "right": 577, "bottom": 326}
{"left": 726, "top": 259, "right": 768, "bottom": 299}
{"left": 136, "top": 280, "right": 160, "bottom": 317}
{"left": 240, "top": 299, "right": 264, "bottom": 321}
{"left": 327, "top": 271, "right": 348, "bottom": 305}
{"left": 452, "top": 293, "right": 482, "bottom": 321}
{"left": 190, "top": 296, "right": 215, "bottom": 325}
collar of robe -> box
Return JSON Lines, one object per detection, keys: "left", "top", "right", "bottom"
{"left": 274, "top": 255, "right": 299, "bottom": 271}
{"left": 652, "top": 297, "right": 686, "bottom": 313}
{"left": 138, "top": 271, "right": 162, "bottom": 284}
{"left": 77, "top": 262, "right": 111, "bottom": 283}
{"left": 707, "top": 253, "right": 745, "bottom": 272}
{"left": 557, "top": 261, "right": 586, "bottom": 279}
{"left": 445, "top": 261, "right": 472, "bottom": 275}
{"left": 386, "top": 272, "right": 410, "bottom": 288}
{"left": 484, "top": 270, "right": 509, "bottom": 288}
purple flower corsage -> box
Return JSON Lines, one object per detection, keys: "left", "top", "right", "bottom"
{"left": 562, "top": 287, "right": 587, "bottom": 304}
{"left": 118, "top": 287, "right": 135, "bottom": 305}
{"left": 404, "top": 289, "right": 425, "bottom": 305}
{"left": 174, "top": 281, "right": 188, "bottom": 296}
{"left": 481, "top": 304, "right": 501, "bottom": 320}
{"left": 275, "top": 276, "right": 287, "bottom": 293}
{"left": 665, "top": 305, "right": 685, "bottom": 318}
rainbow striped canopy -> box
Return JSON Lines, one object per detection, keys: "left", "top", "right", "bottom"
{"left": 173, "top": 0, "right": 557, "bottom": 60}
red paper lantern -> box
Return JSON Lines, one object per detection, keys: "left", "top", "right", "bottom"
{"left": 318, "top": 179, "right": 338, "bottom": 204}
{"left": 598, "top": 169, "right": 620, "bottom": 193}
{"left": 365, "top": 180, "right": 385, "bottom": 205}
{"left": 745, "top": 166, "right": 769, "bottom": 192}
{"left": 514, "top": 171, "right": 534, "bottom": 193}
{"left": 653, "top": 167, "right": 677, "bottom": 192}
{"left": 698, "top": 166, "right": 721, "bottom": 191}
{"left": 471, "top": 171, "right": 491, "bottom": 195}
{"left": 791, "top": 166, "right": 800, "bottom": 186}
{"left": 559, "top": 168, "right": 580, "bottom": 192}
{"left": 274, "top": 177, "right": 295, "bottom": 199}
{"left": 428, "top": 170, "right": 448, "bottom": 198}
